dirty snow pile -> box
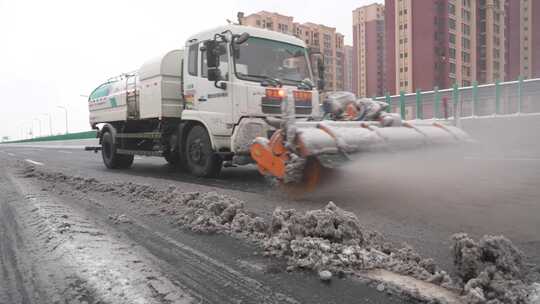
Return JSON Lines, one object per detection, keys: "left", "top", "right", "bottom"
{"left": 20, "top": 164, "right": 540, "bottom": 303}
{"left": 262, "top": 202, "right": 455, "bottom": 285}
{"left": 452, "top": 233, "right": 538, "bottom": 304}
{"left": 159, "top": 191, "right": 268, "bottom": 235}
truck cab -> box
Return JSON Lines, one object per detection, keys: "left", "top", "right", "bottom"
{"left": 181, "top": 25, "right": 321, "bottom": 161}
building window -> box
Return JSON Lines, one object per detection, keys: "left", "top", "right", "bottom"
{"left": 449, "top": 19, "right": 456, "bottom": 30}
{"left": 462, "top": 24, "right": 470, "bottom": 36}
{"left": 449, "top": 3, "right": 456, "bottom": 15}
{"left": 462, "top": 51, "right": 470, "bottom": 63}
{"left": 462, "top": 37, "right": 470, "bottom": 49}
{"left": 449, "top": 48, "right": 456, "bottom": 59}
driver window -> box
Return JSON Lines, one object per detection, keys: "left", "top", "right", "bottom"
{"left": 201, "top": 42, "right": 229, "bottom": 81}
{"left": 188, "top": 43, "right": 198, "bottom": 76}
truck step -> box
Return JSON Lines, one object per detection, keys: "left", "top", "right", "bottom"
{"left": 115, "top": 132, "right": 161, "bottom": 139}
{"left": 116, "top": 149, "right": 163, "bottom": 157}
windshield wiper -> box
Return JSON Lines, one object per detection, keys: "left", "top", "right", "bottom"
{"left": 281, "top": 78, "right": 314, "bottom": 90}
{"left": 239, "top": 73, "right": 282, "bottom": 87}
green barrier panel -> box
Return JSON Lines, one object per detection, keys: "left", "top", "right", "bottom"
{"left": 495, "top": 80, "right": 501, "bottom": 114}
{"left": 399, "top": 91, "right": 406, "bottom": 119}
{"left": 518, "top": 76, "right": 523, "bottom": 113}
{"left": 385, "top": 92, "right": 392, "bottom": 112}
{"left": 452, "top": 83, "right": 459, "bottom": 117}
{"left": 415, "top": 89, "right": 423, "bottom": 119}
{"left": 434, "top": 86, "right": 440, "bottom": 119}
{"left": 3, "top": 131, "right": 97, "bottom": 144}
{"left": 472, "top": 81, "right": 478, "bottom": 116}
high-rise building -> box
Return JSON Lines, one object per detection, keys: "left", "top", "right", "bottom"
{"left": 343, "top": 45, "right": 354, "bottom": 92}
{"left": 476, "top": 0, "right": 506, "bottom": 83}
{"left": 240, "top": 11, "right": 294, "bottom": 34}
{"left": 240, "top": 11, "right": 345, "bottom": 91}
{"left": 353, "top": 3, "right": 386, "bottom": 97}
{"left": 507, "top": 0, "right": 540, "bottom": 80}
{"left": 385, "top": 0, "right": 478, "bottom": 94}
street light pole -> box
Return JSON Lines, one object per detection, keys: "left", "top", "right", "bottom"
{"left": 42, "top": 113, "right": 53, "bottom": 136}
{"left": 57, "top": 106, "right": 68, "bottom": 134}
{"left": 33, "top": 118, "right": 42, "bottom": 138}
{"left": 18, "top": 123, "right": 26, "bottom": 140}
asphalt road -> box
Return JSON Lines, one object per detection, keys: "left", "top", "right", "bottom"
{"left": 1, "top": 145, "right": 415, "bottom": 304}
{"left": 0, "top": 137, "right": 540, "bottom": 303}
{"left": 1, "top": 139, "right": 539, "bottom": 291}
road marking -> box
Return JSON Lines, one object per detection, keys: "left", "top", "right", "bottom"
{"left": 25, "top": 159, "right": 44, "bottom": 166}
{"left": 134, "top": 156, "right": 143, "bottom": 160}
{"left": 59, "top": 151, "right": 73, "bottom": 154}
{"left": 464, "top": 156, "right": 540, "bottom": 162}
{"left": 7, "top": 153, "right": 15, "bottom": 156}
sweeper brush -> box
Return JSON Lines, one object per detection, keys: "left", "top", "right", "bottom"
{"left": 250, "top": 91, "right": 474, "bottom": 192}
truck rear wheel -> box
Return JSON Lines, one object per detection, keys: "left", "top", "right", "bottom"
{"left": 185, "top": 125, "right": 222, "bottom": 178}
{"left": 101, "top": 131, "right": 134, "bottom": 169}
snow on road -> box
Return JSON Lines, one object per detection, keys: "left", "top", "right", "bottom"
{"left": 24, "top": 159, "right": 44, "bottom": 166}
{"left": 0, "top": 167, "right": 194, "bottom": 304}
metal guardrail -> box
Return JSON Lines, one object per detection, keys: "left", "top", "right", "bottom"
{"left": 375, "top": 78, "right": 540, "bottom": 120}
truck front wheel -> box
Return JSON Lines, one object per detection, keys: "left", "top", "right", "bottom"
{"left": 184, "top": 125, "right": 222, "bottom": 178}
{"left": 101, "top": 131, "right": 134, "bottom": 169}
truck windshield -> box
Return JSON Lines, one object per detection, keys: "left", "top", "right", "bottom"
{"left": 233, "top": 37, "right": 312, "bottom": 85}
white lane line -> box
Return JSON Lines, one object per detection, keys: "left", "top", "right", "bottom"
{"left": 59, "top": 151, "right": 73, "bottom": 154}
{"left": 134, "top": 156, "right": 143, "bottom": 160}
{"left": 24, "top": 159, "right": 44, "bottom": 166}
{"left": 7, "top": 152, "right": 15, "bottom": 157}
{"left": 464, "top": 156, "right": 540, "bottom": 162}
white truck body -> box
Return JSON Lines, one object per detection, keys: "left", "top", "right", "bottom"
{"left": 89, "top": 50, "right": 183, "bottom": 123}
{"left": 88, "top": 24, "right": 321, "bottom": 174}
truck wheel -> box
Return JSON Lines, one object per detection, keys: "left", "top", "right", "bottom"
{"left": 101, "top": 131, "right": 134, "bottom": 169}
{"left": 185, "top": 125, "right": 222, "bottom": 178}
{"left": 164, "top": 152, "right": 179, "bottom": 165}
{"left": 164, "top": 133, "right": 186, "bottom": 169}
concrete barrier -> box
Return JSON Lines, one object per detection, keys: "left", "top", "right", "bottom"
{"left": 460, "top": 114, "right": 540, "bottom": 158}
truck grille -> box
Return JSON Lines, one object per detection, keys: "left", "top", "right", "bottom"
{"left": 261, "top": 98, "right": 312, "bottom": 115}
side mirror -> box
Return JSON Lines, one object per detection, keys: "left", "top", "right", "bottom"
{"left": 235, "top": 32, "right": 250, "bottom": 45}
{"left": 207, "top": 69, "right": 222, "bottom": 83}
{"left": 204, "top": 40, "right": 221, "bottom": 82}
{"left": 317, "top": 58, "right": 325, "bottom": 91}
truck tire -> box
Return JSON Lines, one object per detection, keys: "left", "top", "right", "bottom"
{"left": 184, "top": 125, "right": 222, "bottom": 178}
{"left": 163, "top": 132, "right": 186, "bottom": 169}
{"left": 164, "top": 152, "right": 180, "bottom": 166}
{"left": 101, "top": 131, "right": 134, "bottom": 169}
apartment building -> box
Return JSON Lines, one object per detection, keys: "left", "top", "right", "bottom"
{"left": 353, "top": 3, "right": 386, "bottom": 97}
{"left": 240, "top": 11, "right": 294, "bottom": 34}
{"left": 476, "top": 0, "right": 506, "bottom": 83}
{"left": 240, "top": 11, "right": 345, "bottom": 91}
{"left": 343, "top": 45, "right": 354, "bottom": 92}
{"left": 385, "top": 0, "right": 478, "bottom": 94}
{"left": 507, "top": 0, "right": 540, "bottom": 80}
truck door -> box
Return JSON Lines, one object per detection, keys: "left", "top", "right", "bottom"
{"left": 183, "top": 41, "right": 233, "bottom": 136}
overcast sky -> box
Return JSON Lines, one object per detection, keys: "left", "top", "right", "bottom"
{"left": 0, "top": 0, "right": 381, "bottom": 140}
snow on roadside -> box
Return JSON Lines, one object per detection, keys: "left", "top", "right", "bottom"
{"left": 19, "top": 163, "right": 540, "bottom": 304}
{"left": 11, "top": 167, "right": 195, "bottom": 304}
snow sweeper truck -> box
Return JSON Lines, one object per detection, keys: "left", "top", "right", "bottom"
{"left": 86, "top": 24, "right": 472, "bottom": 190}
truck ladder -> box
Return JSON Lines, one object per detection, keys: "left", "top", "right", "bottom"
{"left": 126, "top": 75, "right": 139, "bottom": 119}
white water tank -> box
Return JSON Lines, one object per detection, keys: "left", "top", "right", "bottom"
{"left": 138, "top": 49, "right": 183, "bottom": 119}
